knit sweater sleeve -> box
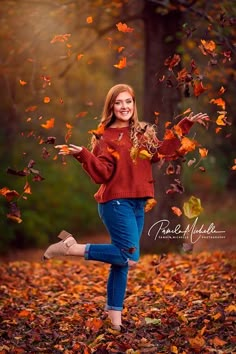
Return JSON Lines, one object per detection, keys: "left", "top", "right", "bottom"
{"left": 73, "top": 142, "right": 115, "bottom": 184}
{"left": 152, "top": 117, "right": 194, "bottom": 162}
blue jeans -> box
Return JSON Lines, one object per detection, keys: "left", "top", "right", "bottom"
{"left": 84, "top": 198, "right": 146, "bottom": 310}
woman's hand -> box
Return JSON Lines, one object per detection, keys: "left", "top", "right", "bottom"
{"left": 55, "top": 144, "right": 83, "bottom": 155}
{"left": 187, "top": 112, "right": 209, "bottom": 122}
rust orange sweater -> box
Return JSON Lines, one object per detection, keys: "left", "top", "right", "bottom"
{"left": 74, "top": 118, "right": 193, "bottom": 203}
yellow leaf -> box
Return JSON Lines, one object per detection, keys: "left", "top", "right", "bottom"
{"left": 216, "top": 114, "right": 226, "bottom": 126}
{"left": 183, "top": 196, "right": 203, "bottom": 219}
{"left": 139, "top": 149, "right": 152, "bottom": 160}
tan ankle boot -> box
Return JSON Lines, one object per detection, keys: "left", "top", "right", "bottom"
{"left": 43, "top": 230, "right": 77, "bottom": 260}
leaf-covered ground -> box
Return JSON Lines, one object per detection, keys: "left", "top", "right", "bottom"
{"left": 0, "top": 252, "right": 235, "bottom": 354}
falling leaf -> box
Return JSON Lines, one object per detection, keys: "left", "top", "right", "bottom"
{"left": 216, "top": 114, "right": 226, "bottom": 126}
{"left": 50, "top": 33, "right": 71, "bottom": 43}
{"left": 193, "top": 81, "right": 208, "bottom": 97}
{"left": 88, "top": 124, "right": 105, "bottom": 138}
{"left": 76, "top": 111, "right": 88, "bottom": 118}
{"left": 164, "top": 54, "right": 181, "bottom": 70}
{"left": 231, "top": 159, "right": 236, "bottom": 171}
{"left": 183, "top": 195, "right": 203, "bottom": 219}
{"left": 41, "top": 118, "right": 55, "bottom": 129}
{"left": 43, "top": 96, "right": 50, "bottom": 103}
{"left": 116, "top": 22, "right": 134, "bottom": 33}
{"left": 25, "top": 105, "right": 37, "bottom": 112}
{"left": 113, "top": 57, "right": 127, "bottom": 69}
{"left": 199, "top": 148, "right": 208, "bottom": 158}
{"left": 218, "top": 86, "right": 226, "bottom": 95}
{"left": 145, "top": 198, "right": 157, "bottom": 212}
{"left": 199, "top": 39, "right": 216, "bottom": 55}
{"left": 77, "top": 54, "right": 84, "bottom": 60}
{"left": 118, "top": 46, "right": 125, "bottom": 53}
{"left": 171, "top": 206, "right": 182, "bottom": 216}
{"left": 178, "top": 137, "right": 197, "bottom": 155}
{"left": 210, "top": 98, "right": 226, "bottom": 110}
{"left": 0, "top": 187, "right": 20, "bottom": 201}
{"left": 55, "top": 144, "right": 70, "bottom": 154}
{"left": 86, "top": 16, "right": 93, "bottom": 24}
{"left": 19, "top": 80, "right": 27, "bottom": 86}
{"left": 7, "top": 214, "right": 22, "bottom": 223}
{"left": 24, "top": 182, "right": 32, "bottom": 194}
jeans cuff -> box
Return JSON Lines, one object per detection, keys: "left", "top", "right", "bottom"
{"left": 105, "top": 304, "right": 123, "bottom": 311}
{"left": 84, "top": 244, "right": 90, "bottom": 260}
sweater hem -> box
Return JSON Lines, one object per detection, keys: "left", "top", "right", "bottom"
{"left": 94, "top": 192, "right": 154, "bottom": 203}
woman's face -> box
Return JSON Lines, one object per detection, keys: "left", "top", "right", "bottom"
{"left": 112, "top": 91, "right": 134, "bottom": 127}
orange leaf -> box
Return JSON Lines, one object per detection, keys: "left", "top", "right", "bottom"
{"left": 25, "top": 105, "right": 37, "bottom": 112}
{"left": 164, "top": 54, "right": 181, "bottom": 70}
{"left": 18, "top": 309, "right": 31, "bottom": 318}
{"left": 211, "top": 336, "right": 227, "bottom": 347}
{"left": 145, "top": 198, "right": 157, "bottom": 212}
{"left": 50, "top": 33, "right": 71, "bottom": 43}
{"left": 178, "top": 137, "right": 197, "bottom": 155}
{"left": 77, "top": 54, "right": 84, "bottom": 60}
{"left": 113, "top": 57, "right": 127, "bottom": 69}
{"left": 193, "top": 81, "right": 208, "bottom": 97}
{"left": 231, "top": 159, "right": 236, "bottom": 171}
{"left": 215, "top": 127, "right": 222, "bottom": 134}
{"left": 199, "top": 148, "right": 208, "bottom": 158}
{"left": 189, "top": 334, "right": 206, "bottom": 351}
{"left": 76, "top": 111, "right": 88, "bottom": 118}
{"left": 0, "top": 187, "right": 19, "bottom": 201}
{"left": 210, "top": 98, "right": 226, "bottom": 110}
{"left": 200, "top": 39, "right": 216, "bottom": 54}
{"left": 41, "top": 118, "right": 55, "bottom": 129}
{"left": 118, "top": 46, "right": 125, "bottom": 53}
{"left": 55, "top": 145, "right": 70, "bottom": 154}
{"left": 171, "top": 206, "right": 182, "bottom": 216}
{"left": 107, "top": 147, "right": 120, "bottom": 160}
{"left": 7, "top": 214, "right": 22, "bottom": 223}
{"left": 66, "top": 123, "right": 73, "bottom": 129}
{"left": 44, "top": 96, "right": 50, "bottom": 103}
{"left": 19, "top": 79, "right": 27, "bottom": 86}
{"left": 88, "top": 124, "right": 105, "bottom": 137}
{"left": 86, "top": 16, "right": 93, "bottom": 24}
{"left": 24, "top": 181, "right": 32, "bottom": 195}
{"left": 164, "top": 129, "right": 175, "bottom": 140}
{"left": 116, "top": 22, "right": 134, "bottom": 33}
{"left": 85, "top": 318, "right": 103, "bottom": 331}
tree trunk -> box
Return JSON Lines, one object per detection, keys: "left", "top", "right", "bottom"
{"left": 141, "top": 1, "right": 184, "bottom": 253}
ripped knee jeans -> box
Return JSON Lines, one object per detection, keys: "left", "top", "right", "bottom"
{"left": 84, "top": 198, "right": 146, "bottom": 310}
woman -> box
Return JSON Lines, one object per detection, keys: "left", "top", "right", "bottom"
{"left": 43, "top": 84, "right": 208, "bottom": 330}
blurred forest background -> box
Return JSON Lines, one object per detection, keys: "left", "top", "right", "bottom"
{"left": 0, "top": 0, "right": 235, "bottom": 256}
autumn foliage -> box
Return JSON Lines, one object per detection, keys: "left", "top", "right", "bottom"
{"left": 0, "top": 251, "right": 235, "bottom": 353}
